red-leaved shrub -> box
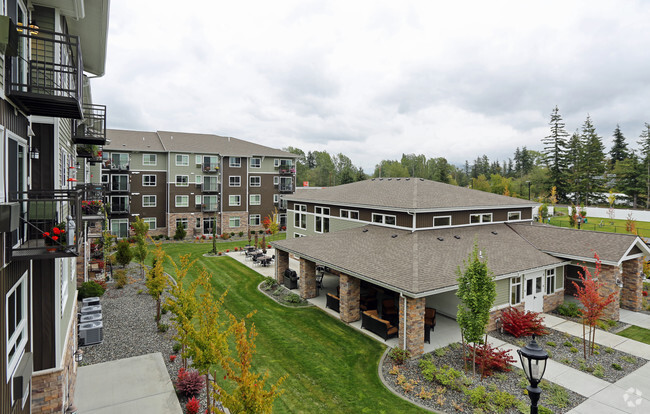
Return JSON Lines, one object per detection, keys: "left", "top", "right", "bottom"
{"left": 465, "top": 343, "right": 516, "bottom": 376}
{"left": 186, "top": 396, "right": 199, "bottom": 414}
{"left": 643, "top": 291, "right": 648, "bottom": 297}
{"left": 500, "top": 307, "right": 549, "bottom": 338}
{"left": 175, "top": 368, "right": 204, "bottom": 398}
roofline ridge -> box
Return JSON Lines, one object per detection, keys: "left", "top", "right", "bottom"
{"left": 155, "top": 131, "right": 167, "bottom": 151}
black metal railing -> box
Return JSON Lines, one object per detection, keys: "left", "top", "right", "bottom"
{"left": 5, "top": 23, "right": 83, "bottom": 119}
{"left": 202, "top": 162, "right": 220, "bottom": 173}
{"left": 78, "top": 183, "right": 104, "bottom": 202}
{"left": 72, "top": 104, "right": 107, "bottom": 144}
{"left": 8, "top": 189, "right": 82, "bottom": 260}
{"left": 279, "top": 164, "right": 295, "bottom": 175}
{"left": 279, "top": 184, "right": 293, "bottom": 193}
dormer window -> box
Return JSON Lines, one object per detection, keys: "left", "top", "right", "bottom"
{"left": 433, "top": 216, "right": 452, "bottom": 227}
{"left": 372, "top": 213, "right": 396, "bottom": 226}
{"left": 508, "top": 211, "right": 521, "bottom": 221}
{"left": 470, "top": 213, "right": 492, "bottom": 224}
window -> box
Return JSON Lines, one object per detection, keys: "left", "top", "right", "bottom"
{"left": 176, "top": 218, "right": 189, "bottom": 229}
{"left": 229, "top": 217, "right": 241, "bottom": 227}
{"left": 203, "top": 176, "right": 218, "bottom": 191}
{"left": 229, "top": 157, "right": 241, "bottom": 168}
{"left": 110, "top": 196, "right": 129, "bottom": 213}
{"left": 510, "top": 276, "right": 522, "bottom": 305}
{"left": 175, "top": 195, "right": 189, "bottom": 207}
{"left": 229, "top": 176, "right": 241, "bottom": 187}
{"left": 372, "top": 213, "right": 396, "bottom": 225}
{"left": 250, "top": 194, "right": 261, "bottom": 205}
{"left": 250, "top": 214, "right": 261, "bottom": 226}
{"left": 250, "top": 176, "right": 261, "bottom": 187}
{"left": 294, "top": 204, "right": 307, "bottom": 229}
{"left": 142, "top": 175, "right": 156, "bottom": 186}
{"left": 142, "top": 195, "right": 157, "bottom": 207}
{"left": 279, "top": 176, "right": 293, "bottom": 191}
{"left": 195, "top": 195, "right": 202, "bottom": 206}
{"left": 203, "top": 156, "right": 219, "bottom": 170}
{"left": 433, "top": 216, "right": 452, "bottom": 227}
{"left": 142, "top": 154, "right": 157, "bottom": 166}
{"left": 203, "top": 195, "right": 218, "bottom": 210}
{"left": 340, "top": 209, "right": 360, "bottom": 220}
{"left": 176, "top": 175, "right": 189, "bottom": 187}
{"left": 315, "top": 206, "right": 330, "bottom": 233}
{"left": 274, "top": 159, "right": 280, "bottom": 167}
{"left": 470, "top": 213, "right": 493, "bottom": 224}
{"left": 111, "top": 218, "right": 129, "bottom": 237}
{"left": 273, "top": 194, "right": 279, "bottom": 203}
{"left": 196, "top": 155, "right": 203, "bottom": 165}
{"left": 111, "top": 153, "right": 129, "bottom": 169}
{"left": 176, "top": 154, "right": 189, "bottom": 166}
{"left": 7, "top": 274, "right": 28, "bottom": 380}
{"left": 101, "top": 174, "right": 109, "bottom": 184}
{"left": 273, "top": 176, "right": 279, "bottom": 185}
{"left": 196, "top": 218, "right": 202, "bottom": 228}
{"left": 111, "top": 175, "right": 129, "bottom": 191}
{"left": 143, "top": 217, "right": 157, "bottom": 230}
{"left": 294, "top": 233, "right": 305, "bottom": 238}
{"left": 195, "top": 175, "right": 202, "bottom": 185}
{"left": 250, "top": 158, "right": 261, "bottom": 168}
{"left": 508, "top": 211, "right": 521, "bottom": 221}
{"left": 546, "top": 269, "right": 556, "bottom": 295}
{"left": 229, "top": 195, "right": 241, "bottom": 206}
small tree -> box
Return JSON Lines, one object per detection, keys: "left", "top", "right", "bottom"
{"left": 569, "top": 203, "right": 577, "bottom": 228}
{"left": 573, "top": 253, "right": 616, "bottom": 358}
{"left": 549, "top": 186, "right": 557, "bottom": 213}
{"left": 115, "top": 239, "right": 133, "bottom": 267}
{"left": 166, "top": 253, "right": 199, "bottom": 369}
{"left": 147, "top": 243, "right": 168, "bottom": 322}
{"left": 132, "top": 217, "right": 149, "bottom": 278}
{"left": 268, "top": 208, "right": 279, "bottom": 237}
{"left": 211, "top": 215, "right": 218, "bottom": 254}
{"left": 456, "top": 242, "right": 496, "bottom": 377}
{"left": 538, "top": 204, "right": 548, "bottom": 223}
{"left": 174, "top": 223, "right": 187, "bottom": 240}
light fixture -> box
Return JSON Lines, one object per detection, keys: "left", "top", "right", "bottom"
{"left": 29, "top": 146, "right": 39, "bottom": 160}
{"left": 73, "top": 348, "right": 83, "bottom": 363}
{"left": 75, "top": 162, "right": 81, "bottom": 169}
{"left": 518, "top": 335, "right": 548, "bottom": 414}
{"left": 616, "top": 278, "right": 623, "bottom": 288}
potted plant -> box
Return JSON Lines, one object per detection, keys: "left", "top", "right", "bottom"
{"left": 43, "top": 223, "right": 66, "bottom": 251}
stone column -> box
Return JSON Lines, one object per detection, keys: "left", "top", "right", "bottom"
{"left": 299, "top": 258, "right": 317, "bottom": 299}
{"left": 275, "top": 249, "right": 289, "bottom": 284}
{"left": 340, "top": 273, "right": 360, "bottom": 323}
{"left": 599, "top": 263, "right": 621, "bottom": 321}
{"left": 398, "top": 296, "right": 425, "bottom": 357}
{"left": 621, "top": 258, "right": 643, "bottom": 311}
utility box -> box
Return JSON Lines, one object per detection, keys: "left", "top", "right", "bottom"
{"left": 0, "top": 202, "right": 19, "bottom": 232}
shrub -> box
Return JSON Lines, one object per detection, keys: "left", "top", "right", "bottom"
{"left": 95, "top": 279, "right": 108, "bottom": 290}
{"left": 593, "top": 364, "right": 605, "bottom": 378}
{"left": 465, "top": 343, "right": 516, "bottom": 376}
{"left": 115, "top": 239, "right": 133, "bottom": 267}
{"left": 115, "top": 269, "right": 127, "bottom": 288}
{"left": 225, "top": 249, "right": 230, "bottom": 253}
{"left": 262, "top": 277, "right": 276, "bottom": 289}
{"left": 175, "top": 368, "right": 205, "bottom": 398}
{"left": 174, "top": 224, "right": 186, "bottom": 240}
{"left": 389, "top": 348, "right": 411, "bottom": 365}
{"left": 258, "top": 230, "right": 264, "bottom": 234}
{"left": 500, "top": 307, "right": 549, "bottom": 338}
{"left": 172, "top": 342, "right": 182, "bottom": 354}
{"left": 417, "top": 386, "right": 434, "bottom": 400}
{"left": 419, "top": 357, "right": 437, "bottom": 381}
{"left": 157, "top": 323, "right": 169, "bottom": 332}
{"left": 285, "top": 293, "right": 302, "bottom": 304}
{"left": 186, "top": 397, "right": 199, "bottom": 414}
{"left": 230, "top": 232, "right": 235, "bottom": 237}
{"left": 238, "top": 231, "right": 244, "bottom": 237}
{"left": 546, "top": 341, "right": 556, "bottom": 347}
{"left": 169, "top": 354, "right": 177, "bottom": 362}
{"left": 79, "top": 281, "right": 105, "bottom": 299}
{"left": 612, "top": 363, "right": 622, "bottom": 370}
{"left": 569, "top": 347, "right": 578, "bottom": 353}
{"left": 557, "top": 302, "right": 581, "bottom": 317}
{"left": 220, "top": 233, "right": 230, "bottom": 240}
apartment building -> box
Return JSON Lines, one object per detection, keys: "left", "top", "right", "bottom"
{"left": 0, "top": 1, "right": 109, "bottom": 413}
{"left": 100, "top": 129, "right": 298, "bottom": 238}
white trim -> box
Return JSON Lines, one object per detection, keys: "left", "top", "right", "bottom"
{"left": 249, "top": 194, "right": 261, "bottom": 206}
{"left": 143, "top": 217, "right": 157, "bottom": 230}
{"left": 470, "top": 212, "right": 493, "bottom": 224}
{"left": 175, "top": 195, "right": 189, "bottom": 207}
{"left": 249, "top": 214, "right": 261, "bottom": 226}
{"left": 249, "top": 176, "right": 261, "bottom": 187}
{"left": 142, "top": 174, "right": 157, "bottom": 187}
{"left": 142, "top": 195, "right": 157, "bottom": 207}
{"left": 175, "top": 154, "right": 189, "bottom": 166}
{"left": 507, "top": 211, "right": 522, "bottom": 221}
{"left": 229, "top": 195, "right": 241, "bottom": 207}
{"left": 340, "top": 209, "right": 360, "bottom": 220}
{"left": 142, "top": 153, "right": 157, "bottom": 166}
{"left": 229, "top": 157, "right": 242, "bottom": 168}
{"left": 371, "top": 213, "right": 397, "bottom": 226}
{"left": 175, "top": 175, "right": 189, "bottom": 187}
{"left": 229, "top": 176, "right": 241, "bottom": 187}
{"left": 6, "top": 272, "right": 28, "bottom": 383}
{"left": 433, "top": 215, "right": 452, "bottom": 227}
{"left": 250, "top": 157, "right": 262, "bottom": 168}
{"left": 229, "top": 216, "right": 241, "bottom": 227}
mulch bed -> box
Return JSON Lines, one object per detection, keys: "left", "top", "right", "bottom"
{"left": 381, "top": 343, "right": 585, "bottom": 413}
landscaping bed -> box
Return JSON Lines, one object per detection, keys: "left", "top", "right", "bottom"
{"left": 381, "top": 343, "right": 585, "bottom": 413}
{"left": 258, "top": 278, "right": 311, "bottom": 307}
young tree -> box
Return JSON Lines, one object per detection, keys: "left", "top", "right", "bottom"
{"left": 573, "top": 254, "right": 616, "bottom": 358}
{"left": 115, "top": 239, "right": 133, "bottom": 267}
{"left": 456, "top": 242, "right": 496, "bottom": 377}
{"left": 542, "top": 106, "right": 569, "bottom": 199}
{"left": 132, "top": 217, "right": 149, "bottom": 278}
{"left": 166, "top": 253, "right": 199, "bottom": 369}
{"left": 146, "top": 243, "right": 168, "bottom": 322}
{"left": 174, "top": 223, "right": 187, "bottom": 240}
{"left": 610, "top": 124, "right": 629, "bottom": 167}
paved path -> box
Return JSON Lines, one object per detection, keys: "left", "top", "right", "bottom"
{"left": 620, "top": 308, "right": 650, "bottom": 330}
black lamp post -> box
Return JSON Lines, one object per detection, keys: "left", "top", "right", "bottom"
{"left": 526, "top": 180, "right": 532, "bottom": 200}
{"left": 518, "top": 334, "right": 548, "bottom": 414}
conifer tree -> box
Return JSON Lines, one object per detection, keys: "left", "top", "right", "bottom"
{"left": 579, "top": 115, "right": 606, "bottom": 204}
{"left": 566, "top": 130, "right": 583, "bottom": 202}
{"left": 637, "top": 123, "right": 650, "bottom": 208}
{"left": 609, "top": 124, "right": 629, "bottom": 166}
{"left": 542, "top": 106, "right": 569, "bottom": 200}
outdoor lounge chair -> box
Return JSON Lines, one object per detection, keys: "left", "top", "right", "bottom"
{"left": 361, "top": 310, "right": 398, "bottom": 340}
{"left": 326, "top": 293, "right": 340, "bottom": 312}
{"left": 425, "top": 307, "right": 436, "bottom": 332}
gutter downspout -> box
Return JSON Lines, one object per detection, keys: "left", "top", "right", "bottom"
{"left": 400, "top": 292, "right": 407, "bottom": 350}
{"left": 408, "top": 210, "right": 415, "bottom": 233}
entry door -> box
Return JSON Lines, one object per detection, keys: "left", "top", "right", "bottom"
{"left": 524, "top": 272, "right": 544, "bottom": 313}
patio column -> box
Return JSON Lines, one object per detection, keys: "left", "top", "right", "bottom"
{"left": 598, "top": 263, "right": 621, "bottom": 321}
{"left": 340, "top": 273, "right": 360, "bottom": 323}
{"left": 398, "top": 296, "right": 425, "bottom": 357}
{"left": 299, "top": 258, "right": 317, "bottom": 299}
{"left": 621, "top": 257, "right": 643, "bottom": 312}
{"left": 275, "top": 249, "right": 289, "bottom": 284}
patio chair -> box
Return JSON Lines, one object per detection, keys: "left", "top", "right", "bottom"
{"left": 425, "top": 307, "right": 436, "bottom": 332}
{"left": 316, "top": 273, "right": 324, "bottom": 290}
{"left": 382, "top": 299, "right": 398, "bottom": 318}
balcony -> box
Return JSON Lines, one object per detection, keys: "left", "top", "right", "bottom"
{"left": 77, "top": 145, "right": 102, "bottom": 163}
{"left": 202, "top": 163, "right": 220, "bottom": 173}
{"left": 109, "top": 183, "right": 129, "bottom": 193}
{"left": 78, "top": 183, "right": 104, "bottom": 201}
{"left": 5, "top": 23, "right": 83, "bottom": 119}
{"left": 8, "top": 189, "right": 82, "bottom": 260}
{"left": 201, "top": 178, "right": 219, "bottom": 193}
{"left": 107, "top": 161, "right": 129, "bottom": 171}
{"left": 109, "top": 200, "right": 129, "bottom": 215}
{"left": 279, "top": 165, "right": 295, "bottom": 175}
{"left": 72, "top": 104, "right": 107, "bottom": 145}
{"left": 202, "top": 203, "right": 219, "bottom": 213}
{"left": 279, "top": 184, "right": 293, "bottom": 193}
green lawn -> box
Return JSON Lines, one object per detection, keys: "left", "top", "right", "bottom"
{"left": 618, "top": 325, "right": 650, "bottom": 345}
{"left": 548, "top": 208, "right": 650, "bottom": 237}
{"left": 155, "top": 243, "right": 427, "bottom": 414}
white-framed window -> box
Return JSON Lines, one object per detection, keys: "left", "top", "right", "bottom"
{"left": 175, "top": 195, "right": 189, "bottom": 207}
{"left": 273, "top": 176, "right": 279, "bottom": 185}
{"left": 176, "top": 175, "right": 189, "bottom": 187}
{"left": 110, "top": 218, "right": 129, "bottom": 237}
{"left": 508, "top": 211, "right": 521, "bottom": 221}
{"left": 229, "top": 217, "right": 241, "bottom": 227}
{"left": 142, "top": 195, "right": 157, "bottom": 207}
{"left": 250, "top": 158, "right": 261, "bottom": 168}
{"left": 274, "top": 159, "right": 280, "bottom": 167}
{"left": 142, "top": 153, "right": 157, "bottom": 166}
{"left": 195, "top": 175, "right": 202, "bottom": 185}
{"left": 273, "top": 194, "right": 279, "bottom": 203}
{"left": 250, "top": 214, "right": 261, "bottom": 226}
{"left": 229, "top": 157, "right": 241, "bottom": 168}
{"left": 372, "top": 213, "right": 396, "bottom": 225}
{"left": 176, "top": 154, "right": 189, "bottom": 166}
{"left": 196, "top": 218, "right": 202, "bottom": 228}
{"left": 110, "top": 196, "right": 129, "bottom": 213}
{"left": 229, "top": 176, "right": 241, "bottom": 187}
{"left": 196, "top": 155, "right": 203, "bottom": 165}
{"left": 546, "top": 269, "right": 556, "bottom": 295}
{"left": 250, "top": 194, "right": 261, "bottom": 205}
{"left": 433, "top": 216, "right": 452, "bottom": 227}
{"left": 101, "top": 174, "right": 109, "bottom": 184}
{"left": 7, "top": 273, "right": 28, "bottom": 380}
{"left": 510, "top": 276, "right": 522, "bottom": 305}
{"left": 142, "top": 175, "right": 156, "bottom": 186}
{"left": 195, "top": 195, "right": 202, "bottom": 205}
{"left": 470, "top": 213, "right": 493, "bottom": 224}
{"left": 294, "top": 204, "right": 307, "bottom": 229}
{"left": 229, "top": 195, "right": 241, "bottom": 206}
{"left": 315, "top": 206, "right": 330, "bottom": 233}
{"left": 250, "top": 176, "right": 261, "bottom": 187}
{"left": 143, "top": 217, "right": 157, "bottom": 230}
{"left": 111, "top": 174, "right": 129, "bottom": 191}
{"left": 176, "top": 218, "right": 189, "bottom": 229}
{"left": 340, "top": 209, "right": 360, "bottom": 220}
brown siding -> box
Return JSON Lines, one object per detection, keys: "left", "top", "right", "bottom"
{"left": 168, "top": 182, "right": 200, "bottom": 213}
{"left": 32, "top": 259, "right": 56, "bottom": 371}
{"left": 222, "top": 156, "right": 246, "bottom": 213}
{"left": 416, "top": 207, "right": 534, "bottom": 228}
{"left": 248, "top": 174, "right": 278, "bottom": 219}
{"left": 131, "top": 171, "right": 167, "bottom": 227}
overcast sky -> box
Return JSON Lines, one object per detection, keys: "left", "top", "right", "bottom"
{"left": 92, "top": 0, "right": 650, "bottom": 171}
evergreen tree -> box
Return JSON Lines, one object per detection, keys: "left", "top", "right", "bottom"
{"left": 542, "top": 106, "right": 569, "bottom": 200}
{"left": 614, "top": 153, "right": 644, "bottom": 208}
{"left": 609, "top": 124, "right": 629, "bottom": 166}
{"left": 566, "top": 129, "right": 583, "bottom": 202}
{"left": 637, "top": 123, "right": 650, "bottom": 208}
{"left": 579, "top": 115, "right": 606, "bottom": 204}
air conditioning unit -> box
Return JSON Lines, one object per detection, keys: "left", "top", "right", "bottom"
{"left": 80, "top": 305, "right": 102, "bottom": 317}
{"left": 82, "top": 297, "right": 100, "bottom": 307}
{"left": 79, "top": 321, "right": 103, "bottom": 346}
{"left": 80, "top": 313, "right": 102, "bottom": 323}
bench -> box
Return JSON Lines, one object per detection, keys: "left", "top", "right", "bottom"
{"left": 361, "top": 310, "right": 398, "bottom": 340}
{"left": 326, "top": 293, "right": 340, "bottom": 312}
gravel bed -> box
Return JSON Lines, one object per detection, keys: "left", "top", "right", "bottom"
{"left": 381, "top": 344, "right": 585, "bottom": 413}
{"left": 258, "top": 281, "right": 311, "bottom": 307}
{"left": 80, "top": 263, "right": 208, "bottom": 413}
{"left": 490, "top": 328, "right": 645, "bottom": 382}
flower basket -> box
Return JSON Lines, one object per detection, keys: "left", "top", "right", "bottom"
{"left": 43, "top": 223, "right": 66, "bottom": 250}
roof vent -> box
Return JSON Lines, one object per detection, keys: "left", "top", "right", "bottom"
{"left": 491, "top": 231, "right": 498, "bottom": 235}
{"left": 391, "top": 234, "right": 398, "bottom": 238}
{"left": 387, "top": 178, "right": 392, "bottom": 181}
{"left": 406, "top": 178, "right": 410, "bottom": 181}
{"left": 454, "top": 235, "right": 461, "bottom": 239}
{"left": 420, "top": 178, "right": 424, "bottom": 181}
{"left": 363, "top": 229, "right": 368, "bottom": 233}
{"left": 396, "top": 178, "right": 400, "bottom": 181}
{"left": 437, "top": 237, "right": 444, "bottom": 241}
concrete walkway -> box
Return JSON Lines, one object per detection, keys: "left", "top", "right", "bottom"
{"left": 620, "top": 308, "right": 650, "bottom": 330}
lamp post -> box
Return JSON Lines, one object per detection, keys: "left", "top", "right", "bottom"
{"left": 518, "top": 334, "right": 548, "bottom": 414}
{"left": 526, "top": 180, "right": 531, "bottom": 200}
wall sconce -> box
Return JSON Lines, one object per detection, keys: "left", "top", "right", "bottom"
{"left": 29, "top": 146, "right": 39, "bottom": 160}
{"left": 73, "top": 348, "right": 83, "bottom": 363}
{"left": 75, "top": 162, "right": 81, "bottom": 169}
{"left": 616, "top": 278, "right": 623, "bottom": 288}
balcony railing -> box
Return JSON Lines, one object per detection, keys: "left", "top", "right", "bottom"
{"left": 72, "top": 104, "right": 107, "bottom": 145}
{"left": 276, "top": 199, "right": 288, "bottom": 210}
{"left": 202, "top": 203, "right": 219, "bottom": 212}
{"left": 107, "top": 161, "right": 129, "bottom": 171}
{"left": 109, "top": 202, "right": 129, "bottom": 215}
{"left": 78, "top": 183, "right": 104, "bottom": 202}
{"left": 279, "top": 165, "right": 296, "bottom": 175}
{"left": 109, "top": 183, "right": 129, "bottom": 193}
{"left": 279, "top": 184, "right": 293, "bottom": 193}
{"left": 5, "top": 23, "right": 83, "bottom": 119}
{"left": 202, "top": 163, "right": 220, "bottom": 173}
{"left": 201, "top": 180, "right": 219, "bottom": 193}
{"left": 8, "top": 189, "right": 82, "bottom": 260}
